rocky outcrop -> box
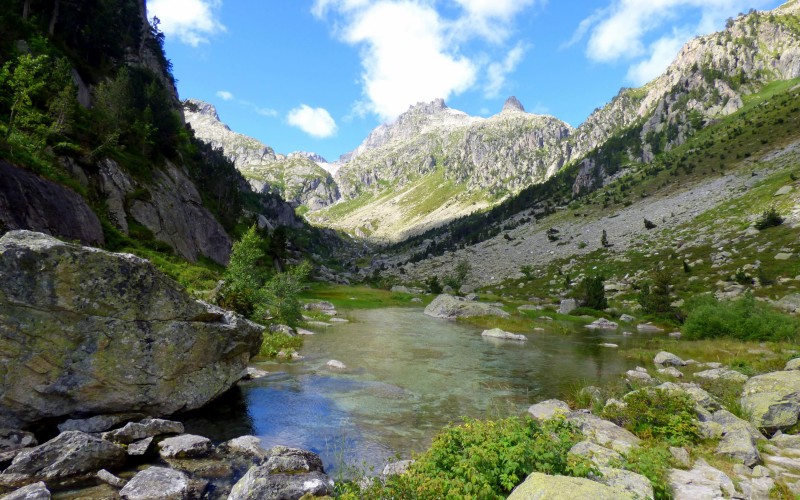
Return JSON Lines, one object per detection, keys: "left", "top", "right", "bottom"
{"left": 0, "top": 161, "right": 103, "bottom": 246}
{"left": 424, "top": 294, "right": 509, "bottom": 320}
{"left": 741, "top": 370, "right": 800, "bottom": 431}
{"left": 0, "top": 231, "right": 263, "bottom": 428}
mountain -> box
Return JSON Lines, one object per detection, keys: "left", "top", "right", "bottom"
{"left": 185, "top": 99, "right": 339, "bottom": 210}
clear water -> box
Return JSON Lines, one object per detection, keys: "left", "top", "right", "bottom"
{"left": 183, "top": 307, "right": 647, "bottom": 474}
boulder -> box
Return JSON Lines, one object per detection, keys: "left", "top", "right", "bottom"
{"left": 0, "top": 231, "right": 264, "bottom": 429}
{"left": 127, "top": 437, "right": 154, "bottom": 457}
{"left": 741, "top": 371, "right": 800, "bottom": 431}
{"left": 712, "top": 410, "right": 762, "bottom": 467}
{"left": 326, "top": 360, "right": 347, "bottom": 370}
{"left": 619, "top": 314, "right": 635, "bottom": 323}
{"left": 527, "top": 400, "right": 570, "bottom": 421}
{"left": 654, "top": 351, "right": 686, "bottom": 367}
{"left": 423, "top": 294, "right": 509, "bottom": 320}
{"left": 508, "top": 472, "right": 635, "bottom": 499}
{"left": 119, "top": 467, "right": 190, "bottom": 500}
{"left": 694, "top": 368, "right": 748, "bottom": 383}
{"left": 656, "top": 383, "right": 720, "bottom": 412}
{"left": 263, "top": 446, "right": 324, "bottom": 475}
{"left": 304, "top": 301, "right": 335, "bottom": 312}
{"left": 592, "top": 467, "right": 654, "bottom": 500}
{"left": 57, "top": 413, "right": 145, "bottom": 434}
{"left": 157, "top": 435, "right": 213, "bottom": 459}
{"left": 390, "top": 285, "right": 410, "bottom": 294}
{"left": 584, "top": 318, "right": 617, "bottom": 330}
{"left": 566, "top": 412, "right": 640, "bottom": 453}
{"left": 669, "top": 447, "right": 691, "bottom": 468}
{"left": 558, "top": 299, "right": 577, "bottom": 315}
{"left": 481, "top": 328, "right": 527, "bottom": 341}
{"left": 777, "top": 294, "right": 800, "bottom": 313}
{"left": 637, "top": 323, "right": 664, "bottom": 333}
{"left": 217, "top": 436, "right": 269, "bottom": 466}
{"left": 625, "top": 370, "right": 653, "bottom": 383}
{"left": 0, "top": 430, "right": 36, "bottom": 454}
{"left": 103, "top": 419, "right": 185, "bottom": 444}
{"left": 241, "top": 367, "right": 269, "bottom": 380}
{"left": 568, "top": 441, "right": 621, "bottom": 467}
{"left": 668, "top": 460, "right": 735, "bottom": 500}
{"left": 785, "top": 358, "right": 800, "bottom": 371}
{"left": 382, "top": 460, "right": 414, "bottom": 477}
{"left": 657, "top": 367, "right": 684, "bottom": 378}
{"left": 228, "top": 470, "right": 333, "bottom": 500}
{"left": 0, "top": 482, "right": 50, "bottom": 500}
{"left": 0, "top": 431, "right": 125, "bottom": 488}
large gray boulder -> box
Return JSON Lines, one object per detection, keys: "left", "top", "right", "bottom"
{"left": 508, "top": 472, "right": 635, "bottom": 499}
{"left": 527, "top": 399, "right": 570, "bottom": 421}
{"left": 0, "top": 431, "right": 125, "bottom": 488}
{"left": 668, "top": 459, "right": 736, "bottom": 500}
{"left": 228, "top": 447, "right": 333, "bottom": 499}
{"left": 119, "top": 467, "right": 190, "bottom": 500}
{"left": 565, "top": 412, "right": 641, "bottom": 453}
{"left": 157, "top": 435, "right": 213, "bottom": 459}
{"left": 0, "top": 481, "right": 50, "bottom": 500}
{"left": 0, "top": 231, "right": 264, "bottom": 429}
{"left": 741, "top": 370, "right": 800, "bottom": 431}
{"left": 712, "top": 410, "right": 763, "bottom": 466}
{"left": 424, "top": 294, "right": 509, "bottom": 320}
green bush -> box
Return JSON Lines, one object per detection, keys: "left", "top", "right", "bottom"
{"left": 602, "top": 388, "right": 699, "bottom": 446}
{"left": 425, "top": 275, "right": 443, "bottom": 294}
{"left": 615, "top": 445, "right": 674, "bottom": 500}
{"left": 259, "top": 332, "right": 303, "bottom": 359}
{"left": 638, "top": 267, "right": 675, "bottom": 317}
{"left": 683, "top": 294, "right": 800, "bottom": 342}
{"left": 379, "top": 417, "right": 593, "bottom": 499}
{"left": 571, "top": 275, "right": 608, "bottom": 310}
{"left": 755, "top": 206, "right": 784, "bottom": 230}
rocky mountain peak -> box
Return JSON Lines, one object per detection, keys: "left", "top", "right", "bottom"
{"left": 502, "top": 96, "right": 526, "bottom": 114}
{"left": 186, "top": 99, "right": 220, "bottom": 121}
{"left": 289, "top": 151, "right": 329, "bottom": 164}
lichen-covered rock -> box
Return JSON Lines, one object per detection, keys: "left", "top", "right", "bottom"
{"left": 712, "top": 410, "right": 763, "bottom": 466}
{"left": 0, "top": 431, "right": 125, "bottom": 488}
{"left": 481, "top": 328, "right": 527, "bottom": 341}
{"left": 568, "top": 441, "right": 621, "bottom": 467}
{"left": 423, "top": 294, "right": 509, "bottom": 320}
{"left": 654, "top": 351, "right": 686, "bottom": 367}
{"left": 741, "top": 371, "right": 800, "bottom": 431}
{"left": 508, "top": 472, "right": 635, "bottom": 499}
{"left": 592, "top": 467, "right": 654, "bottom": 500}
{"left": 217, "top": 436, "right": 269, "bottom": 467}
{"left": 785, "top": 358, "right": 800, "bottom": 371}
{"left": 694, "top": 368, "right": 748, "bottom": 383}
{"left": 0, "top": 481, "right": 51, "bottom": 500}
{"left": 527, "top": 400, "right": 570, "bottom": 421}
{"left": 0, "top": 231, "right": 264, "bottom": 428}
{"left": 668, "top": 459, "right": 735, "bottom": 500}
{"left": 566, "top": 412, "right": 640, "bottom": 453}
{"left": 157, "top": 435, "right": 213, "bottom": 459}
{"left": 119, "top": 467, "right": 190, "bottom": 500}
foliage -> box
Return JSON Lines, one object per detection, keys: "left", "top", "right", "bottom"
{"left": 602, "top": 388, "right": 700, "bottom": 446}
{"left": 378, "top": 417, "right": 593, "bottom": 500}
{"left": 683, "top": 294, "right": 800, "bottom": 342}
{"left": 520, "top": 265, "right": 536, "bottom": 280}
{"left": 571, "top": 275, "right": 608, "bottom": 310}
{"left": 615, "top": 445, "right": 674, "bottom": 500}
{"left": 444, "top": 259, "right": 472, "bottom": 290}
{"left": 755, "top": 206, "right": 784, "bottom": 230}
{"left": 259, "top": 332, "right": 303, "bottom": 359}
{"left": 257, "top": 261, "right": 311, "bottom": 326}
{"left": 425, "top": 275, "right": 443, "bottom": 294}
{"left": 638, "top": 267, "right": 675, "bottom": 317}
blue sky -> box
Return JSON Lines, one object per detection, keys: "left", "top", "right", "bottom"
{"left": 149, "top": 0, "right": 783, "bottom": 161}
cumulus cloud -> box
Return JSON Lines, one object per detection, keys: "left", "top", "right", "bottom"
{"left": 216, "top": 90, "right": 234, "bottom": 101}
{"left": 573, "top": 0, "right": 773, "bottom": 84}
{"left": 313, "top": 0, "right": 537, "bottom": 121}
{"left": 288, "top": 105, "right": 338, "bottom": 138}
{"left": 148, "top": 0, "right": 225, "bottom": 46}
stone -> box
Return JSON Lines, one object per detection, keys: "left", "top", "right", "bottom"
{"left": 269, "top": 324, "right": 296, "bottom": 336}
{"left": 599, "top": 343, "right": 618, "bottom": 348}
{"left": 103, "top": 419, "right": 185, "bottom": 444}
{"left": 459, "top": 285, "right": 476, "bottom": 295}
{"left": 0, "top": 232, "right": 264, "bottom": 429}
{"left": 423, "top": 294, "right": 509, "bottom": 320}
{"left": 228, "top": 469, "right": 333, "bottom": 500}
{"left": 127, "top": 437, "right": 153, "bottom": 457}
{"left": 568, "top": 441, "right": 622, "bottom": 467}
{"left": 0, "top": 431, "right": 125, "bottom": 488}
{"left": 263, "top": 446, "right": 324, "bottom": 475}
{"left": 654, "top": 351, "right": 686, "bottom": 367}
{"left": 217, "top": 436, "right": 269, "bottom": 466}
{"left": 410, "top": 297, "right": 423, "bottom": 303}
{"left": 157, "top": 434, "right": 213, "bottom": 459}
{"left": 527, "top": 400, "right": 570, "bottom": 421}
{"left": 775, "top": 253, "right": 794, "bottom": 261}
{"left": 619, "top": 314, "right": 635, "bottom": 323}
{"left": 481, "top": 328, "right": 527, "bottom": 341}
{"left": 694, "top": 368, "right": 748, "bottom": 383}
{"left": 326, "top": 360, "right": 347, "bottom": 370}
{"left": 637, "top": 323, "right": 664, "bottom": 333}
{"left": 585, "top": 318, "right": 618, "bottom": 330}
{"left": 668, "top": 459, "right": 735, "bottom": 500}
{"left": 713, "top": 410, "right": 762, "bottom": 467}
{"left": 97, "top": 469, "right": 128, "bottom": 488}
{"left": 119, "top": 467, "right": 190, "bottom": 500}
{"left": 658, "top": 367, "right": 684, "bottom": 378}
{"left": 57, "top": 414, "right": 143, "bottom": 434}
{"left": 698, "top": 421, "right": 724, "bottom": 440}
{"left": 785, "top": 359, "right": 800, "bottom": 371}
{"left": 558, "top": 299, "right": 577, "bottom": 315}
{"left": 0, "top": 430, "right": 36, "bottom": 454}
{"left": 626, "top": 370, "right": 653, "bottom": 383}
{"left": 656, "top": 382, "right": 720, "bottom": 412}
{"left": 741, "top": 371, "right": 800, "bottom": 431}
{"left": 1, "top": 481, "right": 50, "bottom": 500}
{"left": 390, "top": 285, "right": 410, "bottom": 293}
{"left": 382, "top": 460, "right": 414, "bottom": 477}
{"left": 295, "top": 328, "right": 316, "bottom": 335}
{"left": 592, "top": 467, "right": 654, "bottom": 500}
{"left": 242, "top": 367, "right": 269, "bottom": 380}
{"left": 304, "top": 301, "right": 335, "bottom": 312}
{"left": 770, "top": 432, "right": 800, "bottom": 448}
{"left": 775, "top": 185, "right": 793, "bottom": 196}
{"left": 508, "top": 472, "right": 635, "bottom": 499}
{"left": 668, "top": 331, "right": 682, "bottom": 339}
{"left": 669, "top": 447, "right": 691, "bottom": 468}
{"left": 566, "top": 412, "right": 640, "bottom": 453}
{"left": 738, "top": 476, "right": 775, "bottom": 499}
{"left": 777, "top": 294, "right": 800, "bottom": 313}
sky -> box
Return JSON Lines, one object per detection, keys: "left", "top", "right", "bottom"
{"left": 148, "top": 0, "right": 784, "bottom": 162}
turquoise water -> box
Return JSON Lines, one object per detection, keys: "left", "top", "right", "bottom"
{"left": 184, "top": 308, "right": 648, "bottom": 474}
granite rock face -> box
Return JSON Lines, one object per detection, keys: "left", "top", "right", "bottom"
{"left": 0, "top": 231, "right": 263, "bottom": 428}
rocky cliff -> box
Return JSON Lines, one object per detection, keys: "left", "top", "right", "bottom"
{"left": 0, "top": 231, "right": 263, "bottom": 429}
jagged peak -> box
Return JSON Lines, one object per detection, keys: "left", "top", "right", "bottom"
{"left": 501, "top": 96, "right": 525, "bottom": 114}
{"left": 404, "top": 98, "right": 448, "bottom": 116}
{"left": 289, "top": 151, "right": 329, "bottom": 164}
{"left": 777, "top": 0, "right": 800, "bottom": 14}
{"left": 185, "top": 99, "right": 220, "bottom": 120}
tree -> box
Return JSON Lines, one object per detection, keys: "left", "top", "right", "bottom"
{"left": 638, "top": 267, "right": 674, "bottom": 316}
{"left": 218, "top": 225, "right": 267, "bottom": 317}
{"left": 454, "top": 259, "right": 471, "bottom": 286}
{"left": 426, "top": 275, "right": 443, "bottom": 294}
{"left": 601, "top": 230, "right": 610, "bottom": 248}
{"left": 258, "top": 261, "right": 311, "bottom": 326}
{"left": 572, "top": 275, "right": 608, "bottom": 310}
{"left": 1, "top": 54, "right": 49, "bottom": 141}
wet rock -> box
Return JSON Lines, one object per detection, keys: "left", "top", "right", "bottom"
{"left": 326, "top": 360, "right": 347, "bottom": 370}
{"left": 741, "top": 371, "right": 800, "bottom": 431}
{"left": 97, "top": 469, "right": 127, "bottom": 488}
{"left": 481, "top": 329, "right": 527, "bottom": 341}
{"left": 654, "top": 351, "right": 686, "bottom": 367}
{"left": 637, "top": 323, "right": 664, "bottom": 333}
{"left": 527, "top": 400, "right": 570, "bottom": 421}
{"left": 508, "top": 472, "right": 635, "bottom": 499}
{"left": 103, "top": 419, "right": 185, "bottom": 445}
{"left": 157, "top": 434, "right": 213, "bottom": 459}
{"left": 57, "top": 414, "right": 144, "bottom": 434}
{"left": 217, "top": 436, "right": 269, "bottom": 467}
{"left": 119, "top": 467, "right": 190, "bottom": 500}
{"left": 0, "top": 431, "right": 125, "bottom": 488}
{"left": 424, "top": 294, "right": 509, "bottom": 320}
{"left": 0, "top": 481, "right": 50, "bottom": 500}
{"left": 242, "top": 367, "right": 269, "bottom": 380}
{"left": 586, "top": 318, "right": 618, "bottom": 330}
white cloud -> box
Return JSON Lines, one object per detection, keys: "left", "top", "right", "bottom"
{"left": 148, "top": 0, "right": 225, "bottom": 47}
{"left": 573, "top": 0, "right": 773, "bottom": 84}
{"left": 485, "top": 44, "right": 526, "bottom": 98}
{"left": 216, "top": 90, "right": 234, "bottom": 101}
{"left": 313, "top": 0, "right": 537, "bottom": 121}
{"left": 288, "top": 105, "right": 338, "bottom": 138}
{"left": 256, "top": 107, "right": 279, "bottom": 118}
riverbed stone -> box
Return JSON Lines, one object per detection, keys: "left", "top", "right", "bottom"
{"left": 0, "top": 431, "right": 125, "bottom": 488}
{"left": 508, "top": 472, "right": 635, "bottom": 499}
{"left": 654, "top": 351, "right": 686, "bottom": 367}
{"left": 527, "top": 400, "right": 570, "bottom": 421}
{"left": 127, "top": 437, "right": 153, "bottom": 457}
{"left": 481, "top": 328, "right": 527, "bottom": 341}
{"left": 217, "top": 436, "right": 269, "bottom": 467}
{"left": 1, "top": 481, "right": 50, "bottom": 500}
{"left": 668, "top": 460, "right": 736, "bottom": 500}
{"left": 558, "top": 299, "right": 577, "bottom": 315}
{"left": 97, "top": 469, "right": 128, "bottom": 488}
{"left": 566, "top": 412, "right": 640, "bottom": 453}
{"left": 157, "top": 434, "right": 213, "bottom": 459}
{"left": 741, "top": 371, "right": 800, "bottom": 431}
{"left": 102, "top": 419, "right": 184, "bottom": 444}
{"left": 637, "top": 323, "right": 664, "bottom": 333}
{"left": 585, "top": 318, "right": 618, "bottom": 330}
{"left": 263, "top": 446, "right": 324, "bottom": 475}
{"left": 424, "top": 294, "right": 509, "bottom": 320}
{"left": 119, "top": 467, "right": 190, "bottom": 500}
{"left": 228, "top": 469, "right": 333, "bottom": 500}
{"left": 0, "top": 231, "right": 264, "bottom": 429}
{"left": 326, "top": 360, "right": 347, "bottom": 370}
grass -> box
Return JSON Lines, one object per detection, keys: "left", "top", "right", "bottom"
{"left": 300, "top": 283, "right": 432, "bottom": 309}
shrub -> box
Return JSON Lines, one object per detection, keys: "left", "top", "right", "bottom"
{"left": 616, "top": 445, "right": 674, "bottom": 500}
{"left": 425, "top": 275, "right": 443, "bottom": 294}
{"left": 571, "top": 275, "right": 608, "bottom": 310}
{"left": 520, "top": 265, "right": 536, "bottom": 280}
{"left": 602, "top": 388, "right": 699, "bottom": 446}
{"left": 638, "top": 267, "right": 674, "bottom": 316}
{"left": 683, "top": 294, "right": 800, "bottom": 342}
{"left": 259, "top": 332, "right": 303, "bottom": 358}
{"left": 644, "top": 218, "right": 657, "bottom": 230}
{"left": 755, "top": 206, "right": 784, "bottom": 230}
{"left": 380, "top": 417, "right": 593, "bottom": 499}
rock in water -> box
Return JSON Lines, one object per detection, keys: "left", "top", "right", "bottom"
{"left": 1, "top": 481, "right": 51, "bottom": 500}
{"left": 119, "top": 467, "right": 190, "bottom": 500}
{"left": 481, "top": 328, "right": 527, "bottom": 341}
{"left": 228, "top": 447, "right": 334, "bottom": 500}
{"left": 0, "top": 231, "right": 264, "bottom": 429}
{"left": 424, "top": 294, "right": 509, "bottom": 320}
